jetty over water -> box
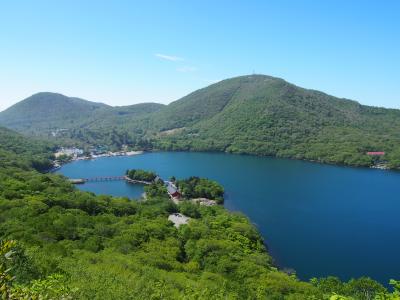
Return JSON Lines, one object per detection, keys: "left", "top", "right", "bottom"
{"left": 69, "top": 176, "right": 126, "bottom": 184}
{"left": 68, "top": 176, "right": 152, "bottom": 185}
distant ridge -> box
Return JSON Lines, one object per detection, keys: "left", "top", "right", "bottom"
{"left": 0, "top": 92, "right": 164, "bottom": 135}
{"left": 1, "top": 75, "right": 400, "bottom": 168}
{"left": 0, "top": 92, "right": 108, "bottom": 132}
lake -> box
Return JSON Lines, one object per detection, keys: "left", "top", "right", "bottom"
{"left": 57, "top": 151, "right": 400, "bottom": 284}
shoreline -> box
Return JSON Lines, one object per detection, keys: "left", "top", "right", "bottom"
{"left": 52, "top": 149, "right": 399, "bottom": 176}
{"left": 51, "top": 150, "right": 144, "bottom": 171}
{"left": 76, "top": 150, "right": 144, "bottom": 161}
{"left": 149, "top": 148, "right": 398, "bottom": 171}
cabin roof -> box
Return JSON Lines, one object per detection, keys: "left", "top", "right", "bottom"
{"left": 167, "top": 182, "right": 179, "bottom": 195}
{"left": 167, "top": 185, "right": 177, "bottom": 194}
{"left": 367, "top": 152, "right": 385, "bottom": 156}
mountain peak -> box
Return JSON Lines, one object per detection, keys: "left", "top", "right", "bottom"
{"left": 19, "top": 92, "right": 109, "bottom": 107}
{"left": 0, "top": 92, "right": 108, "bottom": 131}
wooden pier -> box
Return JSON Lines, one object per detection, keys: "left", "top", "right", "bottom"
{"left": 69, "top": 176, "right": 151, "bottom": 185}
{"left": 69, "top": 176, "right": 126, "bottom": 184}
{"left": 85, "top": 176, "right": 126, "bottom": 182}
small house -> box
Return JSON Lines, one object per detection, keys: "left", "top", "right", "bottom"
{"left": 167, "top": 183, "right": 181, "bottom": 198}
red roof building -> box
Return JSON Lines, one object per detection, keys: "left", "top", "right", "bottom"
{"left": 167, "top": 183, "right": 181, "bottom": 198}
{"left": 367, "top": 152, "right": 385, "bottom": 156}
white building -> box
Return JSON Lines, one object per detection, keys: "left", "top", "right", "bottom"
{"left": 168, "top": 213, "right": 190, "bottom": 228}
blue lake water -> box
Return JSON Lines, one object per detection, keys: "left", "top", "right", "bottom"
{"left": 57, "top": 151, "right": 400, "bottom": 284}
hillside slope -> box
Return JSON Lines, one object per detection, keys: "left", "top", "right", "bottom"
{"left": 0, "top": 126, "right": 54, "bottom": 170}
{"left": 152, "top": 75, "right": 400, "bottom": 168}
{"left": 0, "top": 93, "right": 165, "bottom": 147}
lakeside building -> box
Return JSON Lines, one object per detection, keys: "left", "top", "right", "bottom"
{"left": 89, "top": 145, "right": 109, "bottom": 155}
{"left": 166, "top": 182, "right": 181, "bottom": 198}
{"left": 55, "top": 147, "right": 84, "bottom": 158}
{"left": 367, "top": 152, "right": 385, "bottom": 156}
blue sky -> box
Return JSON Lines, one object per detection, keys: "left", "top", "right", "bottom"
{"left": 0, "top": 0, "right": 399, "bottom": 111}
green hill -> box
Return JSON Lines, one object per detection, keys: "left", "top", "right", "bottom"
{"left": 150, "top": 75, "right": 400, "bottom": 168}
{"left": 2, "top": 75, "right": 400, "bottom": 168}
{"left": 0, "top": 92, "right": 109, "bottom": 134}
{"left": 0, "top": 93, "right": 165, "bottom": 147}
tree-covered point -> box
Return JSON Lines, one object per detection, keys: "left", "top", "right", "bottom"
{"left": 176, "top": 176, "right": 224, "bottom": 204}
{"left": 126, "top": 168, "right": 158, "bottom": 182}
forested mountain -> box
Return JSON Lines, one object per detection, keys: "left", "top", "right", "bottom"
{"left": 0, "top": 92, "right": 165, "bottom": 135}
{"left": 152, "top": 75, "right": 400, "bottom": 168}
{"left": 0, "top": 92, "right": 109, "bottom": 133}
{"left": 1, "top": 127, "right": 398, "bottom": 299}
{"left": 2, "top": 75, "right": 400, "bottom": 168}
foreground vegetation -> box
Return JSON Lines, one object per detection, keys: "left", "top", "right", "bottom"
{"left": 1, "top": 126, "right": 400, "bottom": 299}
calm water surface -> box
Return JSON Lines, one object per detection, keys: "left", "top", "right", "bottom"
{"left": 57, "top": 152, "right": 400, "bottom": 284}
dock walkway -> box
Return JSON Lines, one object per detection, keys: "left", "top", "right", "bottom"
{"left": 69, "top": 176, "right": 152, "bottom": 184}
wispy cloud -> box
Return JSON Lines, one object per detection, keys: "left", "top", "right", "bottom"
{"left": 177, "top": 66, "right": 197, "bottom": 73}
{"left": 155, "top": 53, "right": 184, "bottom": 62}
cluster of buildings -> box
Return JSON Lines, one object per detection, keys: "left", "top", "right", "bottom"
{"left": 367, "top": 152, "right": 388, "bottom": 169}
{"left": 55, "top": 147, "right": 84, "bottom": 159}
{"left": 55, "top": 145, "right": 143, "bottom": 161}
{"left": 165, "top": 181, "right": 218, "bottom": 207}
{"left": 165, "top": 181, "right": 219, "bottom": 227}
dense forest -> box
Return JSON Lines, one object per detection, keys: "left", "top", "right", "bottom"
{"left": 1, "top": 75, "right": 400, "bottom": 169}
{"left": 1, "top": 126, "right": 400, "bottom": 299}
{"left": 0, "top": 127, "right": 55, "bottom": 171}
